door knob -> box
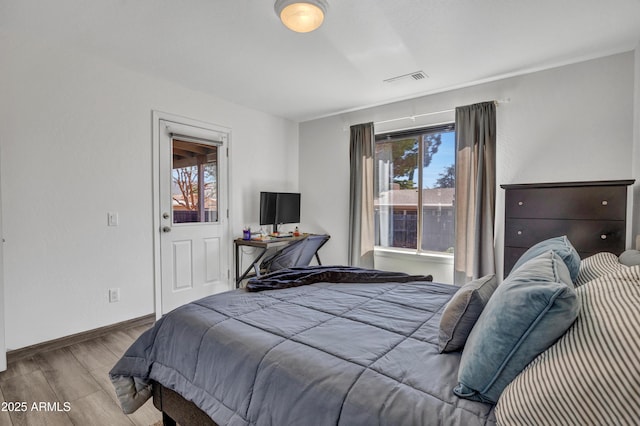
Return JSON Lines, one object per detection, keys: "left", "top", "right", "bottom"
{"left": 162, "top": 226, "right": 171, "bottom": 233}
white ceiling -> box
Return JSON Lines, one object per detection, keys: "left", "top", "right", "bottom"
{"left": 2, "top": 0, "right": 640, "bottom": 122}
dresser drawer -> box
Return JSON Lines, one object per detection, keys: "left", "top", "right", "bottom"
{"left": 505, "top": 186, "right": 627, "bottom": 220}
{"left": 505, "top": 218, "right": 626, "bottom": 254}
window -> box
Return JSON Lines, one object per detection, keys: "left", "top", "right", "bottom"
{"left": 172, "top": 139, "right": 219, "bottom": 223}
{"left": 374, "top": 124, "right": 455, "bottom": 253}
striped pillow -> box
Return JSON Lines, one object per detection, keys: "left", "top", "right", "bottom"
{"left": 495, "top": 265, "right": 640, "bottom": 425}
{"left": 574, "top": 252, "right": 624, "bottom": 286}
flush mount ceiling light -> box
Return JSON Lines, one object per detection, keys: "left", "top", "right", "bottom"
{"left": 274, "top": 0, "right": 328, "bottom": 33}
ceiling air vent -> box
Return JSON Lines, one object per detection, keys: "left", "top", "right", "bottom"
{"left": 383, "top": 71, "right": 429, "bottom": 83}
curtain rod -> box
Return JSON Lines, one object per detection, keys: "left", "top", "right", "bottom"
{"left": 373, "top": 98, "right": 510, "bottom": 126}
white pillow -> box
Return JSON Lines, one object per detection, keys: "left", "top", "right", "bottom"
{"left": 495, "top": 265, "right": 640, "bottom": 425}
{"left": 619, "top": 249, "right": 640, "bottom": 267}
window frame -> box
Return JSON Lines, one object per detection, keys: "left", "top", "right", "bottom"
{"left": 374, "top": 122, "right": 456, "bottom": 255}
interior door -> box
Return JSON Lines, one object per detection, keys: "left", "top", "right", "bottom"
{"left": 158, "top": 118, "right": 230, "bottom": 314}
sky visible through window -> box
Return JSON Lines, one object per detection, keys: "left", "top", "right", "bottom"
{"left": 422, "top": 131, "right": 455, "bottom": 188}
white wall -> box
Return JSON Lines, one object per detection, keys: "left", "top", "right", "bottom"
{"left": 0, "top": 33, "right": 298, "bottom": 350}
{"left": 0, "top": 147, "right": 5, "bottom": 370}
{"left": 300, "top": 52, "right": 637, "bottom": 280}
{"left": 374, "top": 251, "right": 454, "bottom": 284}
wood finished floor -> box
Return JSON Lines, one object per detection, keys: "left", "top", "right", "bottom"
{"left": 0, "top": 323, "right": 162, "bottom": 426}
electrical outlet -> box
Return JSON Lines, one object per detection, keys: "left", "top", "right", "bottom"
{"left": 109, "top": 288, "right": 120, "bottom": 303}
{"left": 107, "top": 212, "right": 119, "bottom": 227}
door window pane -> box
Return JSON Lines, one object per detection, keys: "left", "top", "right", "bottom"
{"left": 172, "top": 139, "right": 218, "bottom": 224}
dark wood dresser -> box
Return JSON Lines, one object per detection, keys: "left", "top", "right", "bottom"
{"left": 501, "top": 180, "right": 635, "bottom": 276}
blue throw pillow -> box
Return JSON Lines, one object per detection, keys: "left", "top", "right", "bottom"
{"left": 511, "top": 235, "right": 580, "bottom": 281}
{"left": 454, "top": 251, "right": 579, "bottom": 403}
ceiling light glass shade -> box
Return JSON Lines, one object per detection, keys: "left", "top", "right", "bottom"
{"left": 274, "top": 0, "right": 328, "bottom": 33}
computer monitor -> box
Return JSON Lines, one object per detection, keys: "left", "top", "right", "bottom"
{"left": 259, "top": 191, "right": 300, "bottom": 233}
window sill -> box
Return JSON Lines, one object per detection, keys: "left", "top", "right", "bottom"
{"left": 373, "top": 247, "right": 454, "bottom": 264}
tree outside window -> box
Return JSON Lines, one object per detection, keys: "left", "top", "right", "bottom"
{"left": 171, "top": 140, "right": 219, "bottom": 223}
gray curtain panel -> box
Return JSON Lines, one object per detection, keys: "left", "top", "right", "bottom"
{"left": 454, "top": 102, "right": 496, "bottom": 284}
{"left": 348, "top": 122, "right": 375, "bottom": 268}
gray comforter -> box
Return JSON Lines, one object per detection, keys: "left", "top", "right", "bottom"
{"left": 110, "top": 279, "right": 496, "bottom": 425}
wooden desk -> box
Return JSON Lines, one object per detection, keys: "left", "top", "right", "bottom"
{"left": 234, "top": 234, "right": 310, "bottom": 288}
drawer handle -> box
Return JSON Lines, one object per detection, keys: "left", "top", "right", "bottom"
{"left": 601, "top": 234, "right": 607, "bottom": 240}
{"left": 517, "top": 230, "right": 523, "bottom": 236}
{"left": 601, "top": 200, "right": 608, "bottom": 206}
{"left": 518, "top": 201, "right": 524, "bottom": 206}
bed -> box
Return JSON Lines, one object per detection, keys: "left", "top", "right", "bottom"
{"left": 110, "top": 267, "right": 496, "bottom": 425}
{"left": 110, "top": 247, "right": 640, "bottom": 425}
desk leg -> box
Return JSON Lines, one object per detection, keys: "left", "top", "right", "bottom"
{"left": 235, "top": 242, "right": 240, "bottom": 288}
{"left": 236, "top": 247, "right": 267, "bottom": 288}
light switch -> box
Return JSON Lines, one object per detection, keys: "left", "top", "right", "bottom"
{"left": 109, "top": 288, "right": 120, "bottom": 303}
{"left": 108, "top": 212, "right": 119, "bottom": 227}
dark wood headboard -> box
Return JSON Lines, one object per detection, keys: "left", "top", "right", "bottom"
{"left": 501, "top": 179, "right": 635, "bottom": 276}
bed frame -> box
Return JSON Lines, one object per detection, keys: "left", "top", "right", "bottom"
{"left": 153, "top": 382, "right": 218, "bottom": 426}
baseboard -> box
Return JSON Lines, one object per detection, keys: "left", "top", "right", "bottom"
{"left": 6, "top": 314, "right": 156, "bottom": 363}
